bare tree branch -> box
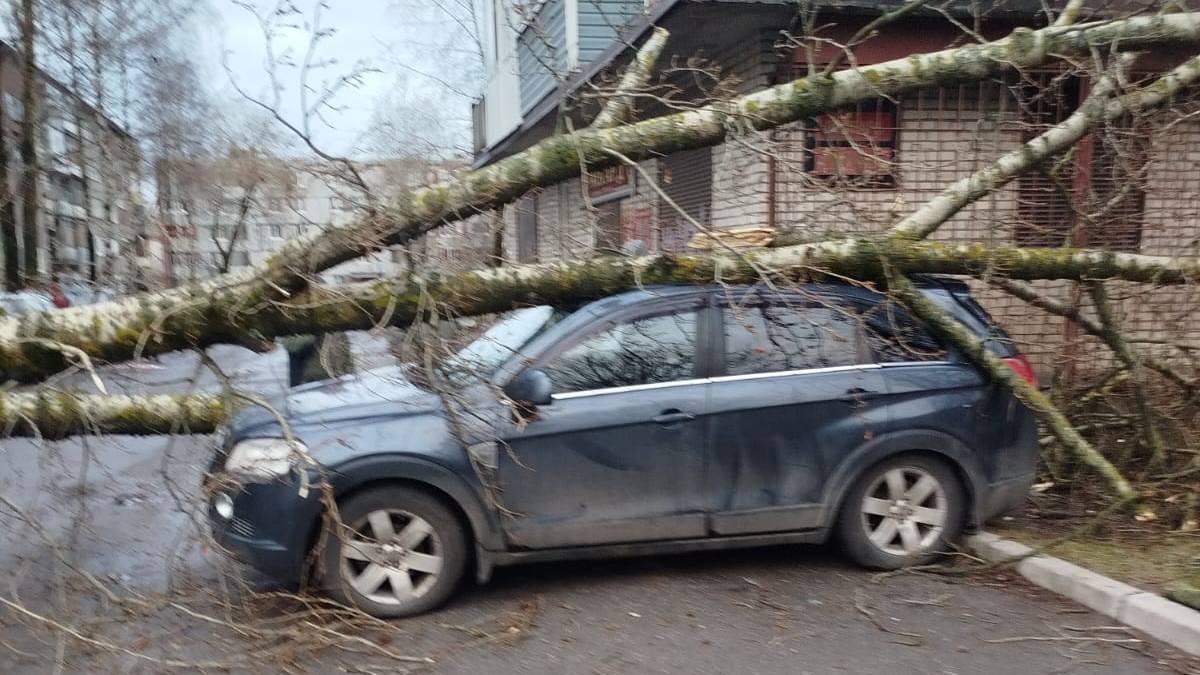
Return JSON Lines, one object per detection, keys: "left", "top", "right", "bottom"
{"left": 591, "top": 27, "right": 670, "bottom": 129}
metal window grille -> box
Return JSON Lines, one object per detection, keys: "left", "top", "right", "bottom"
{"left": 1013, "top": 71, "right": 1080, "bottom": 247}
{"left": 658, "top": 146, "right": 712, "bottom": 251}
{"left": 516, "top": 195, "right": 539, "bottom": 263}
{"left": 804, "top": 99, "right": 899, "bottom": 188}
{"left": 594, "top": 200, "right": 621, "bottom": 253}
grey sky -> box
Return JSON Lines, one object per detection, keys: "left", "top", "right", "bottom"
{"left": 200, "top": 0, "right": 475, "bottom": 156}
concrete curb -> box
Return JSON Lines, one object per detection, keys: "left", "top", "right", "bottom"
{"left": 966, "top": 532, "right": 1200, "bottom": 657}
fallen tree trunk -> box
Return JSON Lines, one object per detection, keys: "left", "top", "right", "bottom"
{"left": 883, "top": 268, "right": 1143, "bottom": 510}
{"left": 247, "top": 12, "right": 1200, "bottom": 287}
{"left": 4, "top": 12, "right": 1200, "bottom": 386}
{"left": 4, "top": 238, "right": 1199, "bottom": 383}
{"left": 0, "top": 391, "right": 226, "bottom": 438}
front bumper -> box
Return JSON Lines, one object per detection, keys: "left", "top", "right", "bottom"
{"left": 208, "top": 478, "right": 324, "bottom": 584}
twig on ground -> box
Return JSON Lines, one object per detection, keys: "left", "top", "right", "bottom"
{"left": 853, "top": 589, "right": 925, "bottom": 646}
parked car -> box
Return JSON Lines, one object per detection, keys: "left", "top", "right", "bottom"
{"left": 208, "top": 279, "right": 1039, "bottom": 617}
{"left": 59, "top": 280, "right": 116, "bottom": 306}
{"left": 0, "top": 290, "right": 55, "bottom": 315}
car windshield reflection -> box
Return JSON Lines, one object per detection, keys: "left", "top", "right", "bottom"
{"left": 430, "top": 306, "right": 563, "bottom": 387}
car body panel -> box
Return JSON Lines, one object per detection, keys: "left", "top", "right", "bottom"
{"left": 705, "top": 365, "right": 889, "bottom": 535}
{"left": 209, "top": 280, "right": 1040, "bottom": 587}
{"left": 494, "top": 292, "right": 713, "bottom": 549}
{"left": 497, "top": 380, "right": 711, "bottom": 548}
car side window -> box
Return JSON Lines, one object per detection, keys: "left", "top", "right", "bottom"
{"left": 722, "top": 304, "right": 862, "bottom": 376}
{"left": 861, "top": 300, "right": 946, "bottom": 362}
{"left": 541, "top": 310, "right": 698, "bottom": 394}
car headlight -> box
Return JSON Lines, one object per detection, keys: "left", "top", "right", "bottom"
{"left": 225, "top": 438, "right": 306, "bottom": 479}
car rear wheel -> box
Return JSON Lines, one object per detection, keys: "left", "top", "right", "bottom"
{"left": 322, "top": 486, "right": 467, "bottom": 617}
{"left": 836, "top": 455, "right": 965, "bottom": 569}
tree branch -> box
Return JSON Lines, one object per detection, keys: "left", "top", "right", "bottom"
{"left": 1086, "top": 280, "right": 1168, "bottom": 465}
{"left": 992, "top": 278, "right": 1196, "bottom": 392}
{"left": 882, "top": 267, "right": 1143, "bottom": 509}
{"left": 4, "top": 237, "right": 1199, "bottom": 383}
{"left": 0, "top": 391, "right": 225, "bottom": 438}
{"left": 591, "top": 27, "right": 669, "bottom": 129}
{"left": 887, "top": 51, "right": 1200, "bottom": 240}
{"left": 821, "top": 0, "right": 932, "bottom": 76}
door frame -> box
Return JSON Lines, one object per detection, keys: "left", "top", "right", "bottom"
{"left": 492, "top": 290, "right": 720, "bottom": 549}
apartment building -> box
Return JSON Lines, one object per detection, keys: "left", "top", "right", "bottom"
{"left": 0, "top": 40, "right": 145, "bottom": 290}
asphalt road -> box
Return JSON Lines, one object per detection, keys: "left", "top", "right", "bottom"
{"left": 0, "top": 337, "right": 1196, "bottom": 673}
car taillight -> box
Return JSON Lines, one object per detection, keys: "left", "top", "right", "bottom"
{"left": 1003, "top": 355, "right": 1037, "bottom": 386}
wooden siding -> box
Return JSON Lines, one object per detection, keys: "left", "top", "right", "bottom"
{"left": 518, "top": 0, "right": 569, "bottom": 114}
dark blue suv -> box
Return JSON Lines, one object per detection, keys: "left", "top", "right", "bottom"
{"left": 208, "top": 279, "right": 1038, "bottom": 617}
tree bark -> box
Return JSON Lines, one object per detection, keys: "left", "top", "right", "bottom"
{"left": 883, "top": 267, "right": 1141, "bottom": 507}
{"left": 3, "top": 237, "right": 1199, "bottom": 383}
{"left": 0, "top": 75, "right": 17, "bottom": 291}
{"left": 18, "top": 0, "right": 39, "bottom": 285}
{"left": 0, "top": 390, "right": 225, "bottom": 438}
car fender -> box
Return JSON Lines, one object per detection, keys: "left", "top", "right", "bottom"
{"left": 818, "top": 429, "right": 989, "bottom": 531}
{"left": 327, "top": 453, "right": 505, "bottom": 551}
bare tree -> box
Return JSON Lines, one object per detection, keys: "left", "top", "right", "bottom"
{"left": 0, "top": 66, "right": 16, "bottom": 291}
{"left": 16, "top": 0, "right": 38, "bottom": 285}
{"left": 6, "top": 4, "right": 1200, "bottom": 666}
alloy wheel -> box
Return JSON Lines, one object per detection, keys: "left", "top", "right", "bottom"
{"left": 339, "top": 508, "right": 444, "bottom": 606}
{"left": 859, "top": 466, "right": 948, "bottom": 556}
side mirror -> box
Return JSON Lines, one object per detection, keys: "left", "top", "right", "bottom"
{"left": 504, "top": 368, "right": 553, "bottom": 407}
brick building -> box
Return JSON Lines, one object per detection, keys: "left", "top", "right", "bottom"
{"left": 0, "top": 40, "right": 146, "bottom": 290}
{"left": 469, "top": 0, "right": 1200, "bottom": 378}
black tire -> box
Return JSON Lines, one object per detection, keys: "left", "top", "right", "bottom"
{"left": 835, "top": 454, "right": 965, "bottom": 570}
{"left": 321, "top": 486, "right": 468, "bottom": 618}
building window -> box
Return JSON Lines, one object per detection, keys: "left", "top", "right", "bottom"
{"left": 1012, "top": 74, "right": 1146, "bottom": 251}
{"left": 268, "top": 223, "right": 283, "bottom": 239}
{"left": 804, "top": 100, "right": 898, "bottom": 187}
{"left": 1084, "top": 115, "right": 1148, "bottom": 252}
{"left": 1014, "top": 73, "right": 1079, "bottom": 247}
{"left": 594, "top": 201, "right": 620, "bottom": 253}
{"left": 516, "top": 195, "right": 538, "bottom": 263}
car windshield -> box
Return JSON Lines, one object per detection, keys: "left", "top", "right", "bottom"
{"left": 434, "top": 306, "right": 561, "bottom": 385}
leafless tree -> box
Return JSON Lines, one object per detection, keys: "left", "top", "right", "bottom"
{"left": 3, "top": 1, "right": 1200, "bottom": 668}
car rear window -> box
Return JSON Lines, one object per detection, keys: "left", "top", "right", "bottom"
{"left": 860, "top": 300, "right": 948, "bottom": 363}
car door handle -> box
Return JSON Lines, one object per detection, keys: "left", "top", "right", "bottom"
{"left": 652, "top": 409, "right": 696, "bottom": 425}
{"left": 837, "top": 387, "right": 879, "bottom": 402}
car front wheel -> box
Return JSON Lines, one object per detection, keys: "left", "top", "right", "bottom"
{"left": 836, "top": 455, "right": 965, "bottom": 569}
{"left": 321, "top": 486, "right": 468, "bottom": 617}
